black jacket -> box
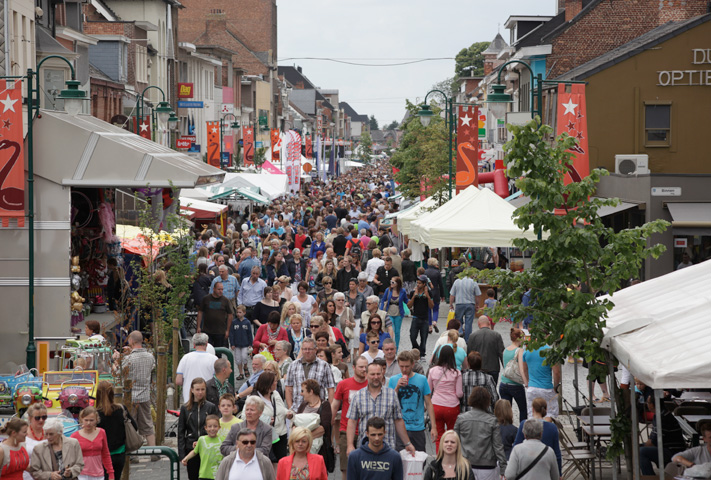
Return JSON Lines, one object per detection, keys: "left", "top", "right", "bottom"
{"left": 286, "top": 258, "right": 307, "bottom": 282}
{"left": 177, "top": 400, "right": 219, "bottom": 458}
{"left": 425, "top": 266, "right": 444, "bottom": 302}
{"left": 205, "top": 377, "right": 235, "bottom": 406}
{"left": 424, "top": 458, "right": 473, "bottom": 480}
{"left": 98, "top": 405, "right": 137, "bottom": 453}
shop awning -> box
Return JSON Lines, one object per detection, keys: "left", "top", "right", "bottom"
{"left": 668, "top": 203, "right": 711, "bottom": 235}
{"left": 595, "top": 198, "right": 641, "bottom": 217}
{"left": 235, "top": 188, "right": 270, "bottom": 205}
{"left": 219, "top": 172, "right": 288, "bottom": 200}
{"left": 179, "top": 197, "right": 228, "bottom": 219}
{"left": 33, "top": 110, "right": 224, "bottom": 188}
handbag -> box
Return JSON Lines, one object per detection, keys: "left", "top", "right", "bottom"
{"left": 514, "top": 445, "right": 549, "bottom": 479}
{"left": 503, "top": 347, "right": 525, "bottom": 385}
{"left": 122, "top": 405, "right": 143, "bottom": 452}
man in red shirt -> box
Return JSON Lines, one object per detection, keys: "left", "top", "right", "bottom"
{"left": 331, "top": 356, "right": 368, "bottom": 479}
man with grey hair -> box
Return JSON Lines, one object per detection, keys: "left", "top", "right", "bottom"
{"left": 237, "top": 353, "right": 267, "bottom": 398}
{"left": 284, "top": 337, "right": 335, "bottom": 409}
{"left": 216, "top": 428, "right": 275, "bottom": 480}
{"left": 113, "top": 330, "right": 156, "bottom": 448}
{"left": 176, "top": 333, "right": 218, "bottom": 403}
{"left": 206, "top": 357, "right": 234, "bottom": 405}
{"left": 198, "top": 279, "right": 233, "bottom": 348}
{"left": 505, "top": 419, "right": 559, "bottom": 480}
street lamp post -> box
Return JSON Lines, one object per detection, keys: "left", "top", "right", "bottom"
{"left": 135, "top": 86, "right": 173, "bottom": 140}
{"left": 416, "top": 89, "right": 455, "bottom": 200}
{"left": 219, "top": 113, "right": 240, "bottom": 169}
{"left": 22, "top": 55, "right": 88, "bottom": 368}
{"left": 485, "top": 60, "right": 543, "bottom": 120}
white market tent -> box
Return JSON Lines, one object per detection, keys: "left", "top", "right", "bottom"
{"left": 601, "top": 259, "right": 711, "bottom": 389}
{"left": 409, "top": 186, "right": 543, "bottom": 248}
{"left": 220, "top": 172, "right": 288, "bottom": 200}
{"left": 180, "top": 188, "right": 212, "bottom": 201}
{"left": 397, "top": 196, "right": 440, "bottom": 236}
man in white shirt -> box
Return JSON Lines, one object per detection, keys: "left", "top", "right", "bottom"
{"left": 449, "top": 275, "right": 481, "bottom": 342}
{"left": 175, "top": 333, "right": 218, "bottom": 403}
{"left": 218, "top": 429, "right": 274, "bottom": 480}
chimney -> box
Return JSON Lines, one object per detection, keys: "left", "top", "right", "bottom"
{"left": 206, "top": 10, "right": 226, "bottom": 30}
{"left": 565, "top": 0, "right": 582, "bottom": 21}
{"left": 558, "top": 0, "right": 566, "bottom": 14}
{"left": 297, "top": 66, "right": 302, "bottom": 73}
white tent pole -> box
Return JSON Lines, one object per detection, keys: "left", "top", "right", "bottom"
{"left": 654, "top": 389, "right": 664, "bottom": 480}
{"left": 630, "top": 379, "right": 640, "bottom": 480}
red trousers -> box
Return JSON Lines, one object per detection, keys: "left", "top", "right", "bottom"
{"left": 433, "top": 404, "right": 460, "bottom": 452}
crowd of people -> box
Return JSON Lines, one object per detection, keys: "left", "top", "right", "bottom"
{"left": 5, "top": 160, "right": 709, "bottom": 480}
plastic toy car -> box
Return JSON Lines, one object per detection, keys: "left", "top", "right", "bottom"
{"left": 42, "top": 370, "right": 98, "bottom": 411}
{"left": 58, "top": 381, "right": 95, "bottom": 419}
{"left": 14, "top": 381, "right": 48, "bottom": 417}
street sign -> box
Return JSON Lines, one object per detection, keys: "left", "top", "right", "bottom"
{"left": 674, "top": 238, "right": 688, "bottom": 248}
{"left": 177, "top": 101, "right": 204, "bottom": 109}
{"left": 651, "top": 187, "right": 681, "bottom": 196}
{"left": 177, "top": 83, "right": 194, "bottom": 98}
{"left": 176, "top": 138, "right": 192, "bottom": 149}
{"left": 182, "top": 135, "right": 197, "bottom": 142}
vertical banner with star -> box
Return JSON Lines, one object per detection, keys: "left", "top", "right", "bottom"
{"left": 139, "top": 116, "right": 151, "bottom": 140}
{"left": 243, "top": 126, "right": 254, "bottom": 166}
{"left": 270, "top": 128, "right": 281, "bottom": 162}
{"left": 206, "top": 121, "right": 220, "bottom": 167}
{"left": 455, "top": 105, "right": 479, "bottom": 193}
{"left": 0, "top": 80, "right": 25, "bottom": 227}
{"left": 556, "top": 83, "right": 590, "bottom": 186}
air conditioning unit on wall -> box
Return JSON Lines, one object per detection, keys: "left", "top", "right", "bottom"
{"left": 615, "top": 154, "right": 649, "bottom": 175}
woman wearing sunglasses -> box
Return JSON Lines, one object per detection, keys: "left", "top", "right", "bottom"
{"left": 357, "top": 314, "right": 391, "bottom": 357}
{"left": 23, "top": 403, "right": 47, "bottom": 480}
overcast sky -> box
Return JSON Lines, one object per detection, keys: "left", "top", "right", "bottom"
{"left": 278, "top": 0, "right": 556, "bottom": 128}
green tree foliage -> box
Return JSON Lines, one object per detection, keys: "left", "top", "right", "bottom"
{"left": 431, "top": 77, "right": 458, "bottom": 99}
{"left": 463, "top": 118, "right": 668, "bottom": 464}
{"left": 253, "top": 147, "right": 268, "bottom": 171}
{"left": 358, "top": 130, "right": 373, "bottom": 163}
{"left": 390, "top": 100, "right": 449, "bottom": 203}
{"left": 455, "top": 41, "right": 490, "bottom": 77}
{"left": 385, "top": 121, "right": 399, "bottom": 131}
{"left": 369, "top": 115, "right": 379, "bottom": 131}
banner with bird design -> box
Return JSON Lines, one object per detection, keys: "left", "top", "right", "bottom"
{"left": 206, "top": 121, "right": 220, "bottom": 168}
{"left": 456, "top": 105, "right": 479, "bottom": 193}
{"left": 0, "top": 80, "right": 25, "bottom": 227}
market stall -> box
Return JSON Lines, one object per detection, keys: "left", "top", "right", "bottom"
{"left": 179, "top": 197, "right": 228, "bottom": 233}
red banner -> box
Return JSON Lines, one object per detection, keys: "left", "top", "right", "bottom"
{"left": 243, "top": 126, "right": 254, "bottom": 165}
{"left": 206, "top": 121, "right": 220, "bottom": 167}
{"left": 556, "top": 84, "right": 590, "bottom": 186}
{"left": 305, "top": 135, "right": 313, "bottom": 159}
{"left": 177, "top": 83, "right": 194, "bottom": 98}
{"left": 456, "top": 105, "right": 479, "bottom": 193}
{"left": 0, "top": 80, "right": 25, "bottom": 227}
{"left": 138, "top": 116, "right": 151, "bottom": 139}
{"left": 270, "top": 128, "right": 281, "bottom": 162}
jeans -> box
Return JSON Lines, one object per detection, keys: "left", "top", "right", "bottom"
{"left": 455, "top": 303, "right": 476, "bottom": 341}
{"left": 639, "top": 446, "right": 673, "bottom": 475}
{"left": 410, "top": 316, "right": 429, "bottom": 357}
{"left": 390, "top": 315, "right": 403, "bottom": 349}
{"left": 428, "top": 302, "right": 441, "bottom": 326}
{"left": 499, "top": 382, "right": 528, "bottom": 421}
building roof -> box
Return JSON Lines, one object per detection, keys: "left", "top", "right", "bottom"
{"left": 482, "top": 33, "right": 508, "bottom": 55}
{"left": 371, "top": 130, "right": 385, "bottom": 142}
{"left": 339, "top": 102, "right": 362, "bottom": 120}
{"left": 278, "top": 66, "right": 317, "bottom": 90}
{"left": 556, "top": 14, "right": 711, "bottom": 81}
{"left": 540, "top": 0, "right": 602, "bottom": 44}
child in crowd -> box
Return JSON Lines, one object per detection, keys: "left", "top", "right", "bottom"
{"left": 229, "top": 304, "right": 253, "bottom": 380}
{"left": 330, "top": 344, "right": 349, "bottom": 380}
{"left": 361, "top": 331, "right": 384, "bottom": 364}
{"left": 410, "top": 349, "right": 426, "bottom": 375}
{"left": 217, "top": 394, "right": 241, "bottom": 438}
{"left": 495, "top": 399, "right": 518, "bottom": 460}
{"left": 484, "top": 288, "right": 498, "bottom": 317}
{"left": 180, "top": 415, "right": 223, "bottom": 480}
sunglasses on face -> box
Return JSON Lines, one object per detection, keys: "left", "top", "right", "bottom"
{"left": 34, "top": 415, "right": 48, "bottom": 421}
{"left": 240, "top": 440, "right": 257, "bottom": 445}
{"left": 371, "top": 321, "right": 381, "bottom": 325}
{"left": 369, "top": 340, "right": 378, "bottom": 344}
{"left": 323, "top": 282, "right": 332, "bottom": 285}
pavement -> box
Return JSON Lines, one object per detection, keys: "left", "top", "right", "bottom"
{"left": 126, "top": 302, "right": 627, "bottom": 480}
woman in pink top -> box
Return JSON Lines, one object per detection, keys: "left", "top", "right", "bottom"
{"left": 71, "top": 406, "right": 114, "bottom": 480}
{"left": 427, "top": 345, "right": 463, "bottom": 453}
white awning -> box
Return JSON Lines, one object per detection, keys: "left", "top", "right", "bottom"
{"left": 219, "top": 172, "right": 288, "bottom": 200}
{"left": 667, "top": 203, "right": 711, "bottom": 228}
{"left": 33, "top": 110, "right": 224, "bottom": 188}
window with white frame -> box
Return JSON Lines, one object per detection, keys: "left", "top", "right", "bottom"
{"left": 135, "top": 44, "right": 148, "bottom": 83}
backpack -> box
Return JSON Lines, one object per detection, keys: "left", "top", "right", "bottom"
{"left": 347, "top": 239, "right": 362, "bottom": 260}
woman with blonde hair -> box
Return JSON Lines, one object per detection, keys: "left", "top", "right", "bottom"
{"left": 280, "top": 301, "right": 298, "bottom": 328}
{"left": 22, "top": 403, "right": 47, "bottom": 480}
{"left": 275, "top": 427, "right": 328, "bottom": 480}
{"left": 423, "top": 430, "right": 472, "bottom": 480}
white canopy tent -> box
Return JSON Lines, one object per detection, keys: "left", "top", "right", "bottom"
{"left": 409, "top": 186, "right": 543, "bottom": 248}
{"left": 601, "top": 259, "right": 711, "bottom": 389}
{"left": 219, "top": 172, "right": 288, "bottom": 200}
{"left": 180, "top": 188, "right": 212, "bottom": 201}
{"left": 397, "top": 196, "right": 440, "bottom": 236}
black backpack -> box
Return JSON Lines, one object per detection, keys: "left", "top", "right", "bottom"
{"left": 348, "top": 239, "right": 362, "bottom": 260}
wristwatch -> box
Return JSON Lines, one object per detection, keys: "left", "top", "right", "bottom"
{"left": 404, "top": 441, "right": 412, "bottom": 447}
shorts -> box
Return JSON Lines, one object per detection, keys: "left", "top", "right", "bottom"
{"left": 339, "top": 430, "right": 357, "bottom": 470}
{"left": 525, "top": 386, "right": 559, "bottom": 418}
{"left": 130, "top": 401, "right": 155, "bottom": 436}
{"left": 232, "top": 347, "right": 250, "bottom": 365}
{"left": 395, "top": 429, "right": 426, "bottom": 452}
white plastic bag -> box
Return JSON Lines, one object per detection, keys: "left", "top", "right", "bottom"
{"left": 400, "top": 450, "right": 429, "bottom": 480}
{"left": 292, "top": 412, "right": 323, "bottom": 454}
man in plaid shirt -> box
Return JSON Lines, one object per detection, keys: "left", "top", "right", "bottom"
{"left": 284, "top": 337, "right": 335, "bottom": 409}
{"left": 346, "top": 362, "right": 416, "bottom": 456}
{"left": 461, "top": 350, "right": 499, "bottom": 413}
{"left": 115, "top": 331, "right": 156, "bottom": 448}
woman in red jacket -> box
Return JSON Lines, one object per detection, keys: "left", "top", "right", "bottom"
{"left": 276, "top": 427, "right": 327, "bottom": 480}
{"left": 253, "top": 311, "right": 289, "bottom": 356}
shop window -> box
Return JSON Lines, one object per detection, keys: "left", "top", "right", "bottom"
{"left": 644, "top": 103, "right": 671, "bottom": 147}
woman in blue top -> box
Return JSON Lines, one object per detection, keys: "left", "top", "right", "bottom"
{"left": 357, "top": 314, "right": 391, "bottom": 355}
{"left": 432, "top": 330, "right": 466, "bottom": 370}
{"left": 309, "top": 231, "right": 326, "bottom": 259}
{"left": 378, "top": 276, "right": 408, "bottom": 348}
{"left": 512, "top": 397, "right": 562, "bottom": 476}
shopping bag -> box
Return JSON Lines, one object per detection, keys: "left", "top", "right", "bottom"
{"left": 447, "top": 309, "right": 455, "bottom": 322}
{"left": 400, "top": 450, "right": 429, "bottom": 480}
{"left": 403, "top": 304, "right": 411, "bottom": 317}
